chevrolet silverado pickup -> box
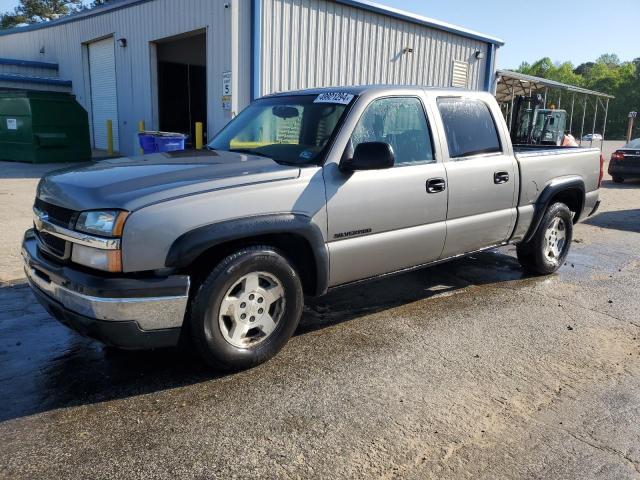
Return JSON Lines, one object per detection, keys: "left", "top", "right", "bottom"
{"left": 23, "top": 86, "right": 603, "bottom": 370}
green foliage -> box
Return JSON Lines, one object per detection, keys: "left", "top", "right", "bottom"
{"left": 516, "top": 54, "right": 639, "bottom": 140}
{"left": 0, "top": 0, "right": 111, "bottom": 29}
{"left": 1, "top": 0, "right": 82, "bottom": 28}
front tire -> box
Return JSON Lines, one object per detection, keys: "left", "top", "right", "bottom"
{"left": 189, "top": 246, "right": 303, "bottom": 371}
{"left": 517, "top": 202, "right": 573, "bottom": 275}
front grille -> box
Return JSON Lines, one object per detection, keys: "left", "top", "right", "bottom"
{"left": 37, "top": 231, "right": 67, "bottom": 258}
{"left": 34, "top": 198, "right": 77, "bottom": 228}
{"left": 33, "top": 198, "right": 77, "bottom": 261}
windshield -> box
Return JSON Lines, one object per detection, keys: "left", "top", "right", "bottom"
{"left": 208, "top": 94, "right": 353, "bottom": 165}
{"left": 625, "top": 139, "right": 640, "bottom": 148}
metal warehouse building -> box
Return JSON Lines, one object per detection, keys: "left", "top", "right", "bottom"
{"left": 0, "top": 0, "right": 503, "bottom": 156}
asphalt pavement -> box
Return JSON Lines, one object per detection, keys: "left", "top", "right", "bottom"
{"left": 1, "top": 143, "right": 639, "bottom": 479}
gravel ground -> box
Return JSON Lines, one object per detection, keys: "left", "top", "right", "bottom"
{"left": 1, "top": 141, "right": 639, "bottom": 479}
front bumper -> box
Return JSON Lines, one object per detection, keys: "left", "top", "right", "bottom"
{"left": 22, "top": 231, "right": 190, "bottom": 350}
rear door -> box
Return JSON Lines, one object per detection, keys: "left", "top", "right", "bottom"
{"left": 434, "top": 95, "right": 518, "bottom": 257}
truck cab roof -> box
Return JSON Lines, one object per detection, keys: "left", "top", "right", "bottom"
{"left": 264, "top": 84, "right": 484, "bottom": 98}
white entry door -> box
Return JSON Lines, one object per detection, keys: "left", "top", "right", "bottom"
{"left": 88, "top": 37, "right": 119, "bottom": 151}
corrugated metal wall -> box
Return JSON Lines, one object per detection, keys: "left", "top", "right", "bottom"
{"left": 0, "top": 0, "right": 494, "bottom": 154}
{"left": 259, "top": 0, "right": 489, "bottom": 95}
{"left": 0, "top": 0, "right": 232, "bottom": 155}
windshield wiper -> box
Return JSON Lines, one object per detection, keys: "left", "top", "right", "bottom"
{"left": 228, "top": 148, "right": 272, "bottom": 159}
{"left": 226, "top": 148, "right": 300, "bottom": 166}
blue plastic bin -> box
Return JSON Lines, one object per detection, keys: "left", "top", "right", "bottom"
{"left": 155, "top": 133, "right": 187, "bottom": 152}
{"left": 138, "top": 132, "right": 157, "bottom": 154}
{"left": 138, "top": 131, "right": 188, "bottom": 154}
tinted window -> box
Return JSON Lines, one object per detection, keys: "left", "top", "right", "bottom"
{"left": 351, "top": 97, "right": 434, "bottom": 165}
{"left": 437, "top": 98, "right": 501, "bottom": 159}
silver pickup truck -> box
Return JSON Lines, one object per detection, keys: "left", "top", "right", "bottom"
{"left": 23, "top": 86, "right": 603, "bottom": 370}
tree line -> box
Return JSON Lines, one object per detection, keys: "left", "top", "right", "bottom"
{"left": 516, "top": 54, "right": 639, "bottom": 140}
{"left": 1, "top": 0, "right": 109, "bottom": 29}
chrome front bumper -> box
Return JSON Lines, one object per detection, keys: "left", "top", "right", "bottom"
{"left": 22, "top": 232, "right": 190, "bottom": 346}
{"left": 24, "top": 265, "right": 189, "bottom": 331}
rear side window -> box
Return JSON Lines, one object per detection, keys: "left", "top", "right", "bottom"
{"left": 437, "top": 98, "right": 501, "bottom": 159}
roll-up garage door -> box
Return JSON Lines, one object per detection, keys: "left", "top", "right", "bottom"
{"left": 88, "top": 37, "right": 119, "bottom": 151}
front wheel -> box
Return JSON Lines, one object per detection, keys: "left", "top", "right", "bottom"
{"left": 189, "top": 246, "right": 304, "bottom": 371}
{"left": 517, "top": 202, "right": 573, "bottom": 275}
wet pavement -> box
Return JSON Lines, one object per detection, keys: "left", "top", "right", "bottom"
{"left": 1, "top": 155, "right": 640, "bottom": 479}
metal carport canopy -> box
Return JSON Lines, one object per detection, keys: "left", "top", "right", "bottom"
{"left": 495, "top": 69, "right": 615, "bottom": 147}
{"left": 494, "top": 69, "right": 614, "bottom": 103}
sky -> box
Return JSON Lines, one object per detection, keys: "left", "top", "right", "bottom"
{"left": 0, "top": 0, "right": 638, "bottom": 69}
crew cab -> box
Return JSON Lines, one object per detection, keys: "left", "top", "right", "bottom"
{"left": 23, "top": 86, "right": 603, "bottom": 370}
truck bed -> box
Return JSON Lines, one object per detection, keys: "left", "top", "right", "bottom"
{"left": 513, "top": 144, "right": 599, "bottom": 157}
{"left": 509, "top": 144, "right": 602, "bottom": 242}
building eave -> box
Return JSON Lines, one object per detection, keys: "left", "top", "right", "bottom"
{"left": 1, "top": 0, "right": 505, "bottom": 47}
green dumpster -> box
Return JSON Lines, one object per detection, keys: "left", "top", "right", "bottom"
{"left": 0, "top": 91, "right": 91, "bottom": 163}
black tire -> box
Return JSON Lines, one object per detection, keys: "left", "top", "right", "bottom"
{"left": 612, "top": 176, "right": 625, "bottom": 184}
{"left": 189, "top": 246, "right": 303, "bottom": 371}
{"left": 516, "top": 202, "right": 573, "bottom": 276}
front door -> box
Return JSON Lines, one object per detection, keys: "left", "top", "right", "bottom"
{"left": 435, "top": 96, "right": 518, "bottom": 258}
{"left": 324, "top": 96, "right": 448, "bottom": 286}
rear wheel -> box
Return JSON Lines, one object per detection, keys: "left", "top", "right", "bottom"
{"left": 189, "top": 246, "right": 303, "bottom": 371}
{"left": 612, "top": 176, "right": 625, "bottom": 184}
{"left": 517, "top": 202, "right": 573, "bottom": 275}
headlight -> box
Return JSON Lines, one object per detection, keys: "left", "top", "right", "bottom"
{"left": 73, "top": 210, "right": 128, "bottom": 272}
{"left": 76, "top": 210, "right": 128, "bottom": 237}
{"left": 71, "top": 244, "right": 122, "bottom": 272}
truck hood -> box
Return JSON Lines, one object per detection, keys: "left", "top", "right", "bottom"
{"left": 37, "top": 149, "right": 301, "bottom": 211}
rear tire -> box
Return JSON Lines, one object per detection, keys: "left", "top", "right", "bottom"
{"left": 612, "top": 176, "right": 625, "bottom": 184}
{"left": 189, "top": 246, "right": 304, "bottom": 371}
{"left": 517, "top": 202, "right": 573, "bottom": 275}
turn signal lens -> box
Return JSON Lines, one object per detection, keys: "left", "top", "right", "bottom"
{"left": 611, "top": 151, "right": 625, "bottom": 161}
{"left": 71, "top": 244, "right": 122, "bottom": 272}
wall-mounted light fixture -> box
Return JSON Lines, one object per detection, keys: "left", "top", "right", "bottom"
{"left": 474, "top": 50, "right": 485, "bottom": 60}
{"left": 39, "top": 46, "right": 45, "bottom": 55}
{"left": 403, "top": 47, "right": 414, "bottom": 54}
{"left": 118, "top": 38, "right": 127, "bottom": 48}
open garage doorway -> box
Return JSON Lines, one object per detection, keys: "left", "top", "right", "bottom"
{"left": 155, "top": 30, "right": 206, "bottom": 147}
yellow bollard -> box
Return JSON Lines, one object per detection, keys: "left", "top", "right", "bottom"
{"left": 195, "top": 122, "right": 203, "bottom": 150}
{"left": 106, "top": 120, "right": 114, "bottom": 156}
{"left": 138, "top": 120, "right": 145, "bottom": 155}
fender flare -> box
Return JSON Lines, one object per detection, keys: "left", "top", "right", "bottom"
{"left": 165, "top": 213, "right": 329, "bottom": 296}
{"left": 522, "top": 176, "right": 585, "bottom": 244}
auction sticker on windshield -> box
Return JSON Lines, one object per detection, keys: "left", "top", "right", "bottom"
{"left": 314, "top": 92, "right": 354, "bottom": 105}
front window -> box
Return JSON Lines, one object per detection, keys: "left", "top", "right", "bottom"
{"left": 208, "top": 94, "right": 353, "bottom": 165}
{"left": 350, "top": 97, "right": 435, "bottom": 165}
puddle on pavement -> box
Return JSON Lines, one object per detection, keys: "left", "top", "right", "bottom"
{"left": 0, "top": 243, "right": 625, "bottom": 423}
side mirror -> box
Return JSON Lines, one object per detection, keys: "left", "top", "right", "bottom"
{"left": 341, "top": 142, "right": 395, "bottom": 172}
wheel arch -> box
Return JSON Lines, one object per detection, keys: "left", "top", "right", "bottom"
{"left": 522, "top": 176, "right": 585, "bottom": 244}
{"left": 165, "top": 214, "right": 329, "bottom": 297}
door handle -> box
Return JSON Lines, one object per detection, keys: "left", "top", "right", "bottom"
{"left": 494, "top": 171, "right": 510, "bottom": 184}
{"left": 426, "top": 178, "right": 446, "bottom": 193}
